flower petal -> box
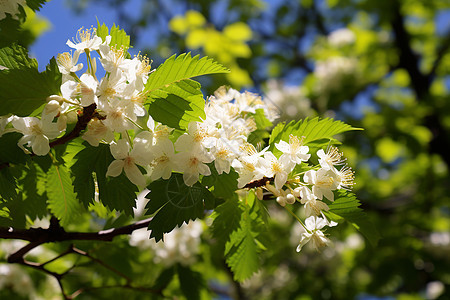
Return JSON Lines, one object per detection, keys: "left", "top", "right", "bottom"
{"left": 106, "top": 160, "right": 124, "bottom": 177}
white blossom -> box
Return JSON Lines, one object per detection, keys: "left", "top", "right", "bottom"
{"left": 56, "top": 51, "right": 83, "bottom": 75}
{"left": 296, "top": 216, "right": 332, "bottom": 252}
{"left": 150, "top": 139, "right": 176, "bottom": 181}
{"left": 173, "top": 149, "right": 213, "bottom": 186}
{"left": 303, "top": 168, "right": 340, "bottom": 201}
{"left": 275, "top": 134, "right": 310, "bottom": 165}
{"left": 12, "top": 117, "right": 61, "bottom": 156}
{"left": 258, "top": 151, "right": 295, "bottom": 190}
{"left": 106, "top": 135, "right": 152, "bottom": 187}
{"left": 66, "top": 27, "right": 103, "bottom": 52}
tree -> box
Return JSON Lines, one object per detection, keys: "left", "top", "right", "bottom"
{"left": 0, "top": 1, "right": 375, "bottom": 299}
{"left": 63, "top": 0, "right": 450, "bottom": 299}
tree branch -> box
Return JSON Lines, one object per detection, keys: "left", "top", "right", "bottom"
{"left": 2, "top": 217, "right": 152, "bottom": 259}
{"left": 390, "top": 0, "right": 450, "bottom": 168}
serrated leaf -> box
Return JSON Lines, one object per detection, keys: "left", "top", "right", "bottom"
{"left": 96, "top": 21, "right": 131, "bottom": 51}
{"left": 202, "top": 165, "right": 239, "bottom": 200}
{"left": 0, "top": 44, "right": 37, "bottom": 69}
{"left": 15, "top": 163, "right": 48, "bottom": 220}
{"left": 147, "top": 79, "right": 206, "bottom": 130}
{"left": 109, "top": 24, "right": 130, "bottom": 50}
{"left": 144, "top": 53, "right": 229, "bottom": 94}
{"left": 269, "top": 117, "right": 362, "bottom": 151}
{"left": 0, "top": 168, "right": 17, "bottom": 201}
{"left": 225, "top": 203, "right": 260, "bottom": 282}
{"left": 177, "top": 264, "right": 205, "bottom": 300}
{"left": 46, "top": 164, "right": 83, "bottom": 227}
{"left": 96, "top": 20, "right": 109, "bottom": 42}
{"left": 26, "top": 0, "right": 47, "bottom": 11}
{"left": 0, "top": 55, "right": 62, "bottom": 116}
{"left": 254, "top": 108, "right": 272, "bottom": 130}
{"left": 325, "top": 190, "right": 380, "bottom": 246}
{"left": 145, "top": 173, "right": 214, "bottom": 242}
{"left": 211, "top": 196, "right": 243, "bottom": 243}
{"left": 72, "top": 143, "right": 138, "bottom": 215}
{"left": 0, "top": 132, "right": 30, "bottom": 165}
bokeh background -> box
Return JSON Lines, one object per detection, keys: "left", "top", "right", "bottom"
{"left": 1, "top": 0, "right": 450, "bottom": 299}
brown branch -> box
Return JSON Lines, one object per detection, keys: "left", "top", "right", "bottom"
{"left": 428, "top": 34, "right": 450, "bottom": 77}
{"left": 243, "top": 177, "right": 273, "bottom": 189}
{"left": 0, "top": 103, "right": 98, "bottom": 170}
{"left": 49, "top": 103, "right": 97, "bottom": 148}
{"left": 2, "top": 217, "right": 153, "bottom": 260}
{"left": 4, "top": 217, "right": 160, "bottom": 299}
{"left": 390, "top": 0, "right": 450, "bottom": 168}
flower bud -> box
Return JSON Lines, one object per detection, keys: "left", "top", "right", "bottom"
{"left": 286, "top": 193, "right": 296, "bottom": 204}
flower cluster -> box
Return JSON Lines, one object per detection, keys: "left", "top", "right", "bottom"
{"left": 235, "top": 136, "right": 354, "bottom": 251}
{"left": 1, "top": 26, "right": 357, "bottom": 253}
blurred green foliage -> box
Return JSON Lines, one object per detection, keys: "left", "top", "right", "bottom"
{"left": 1, "top": 0, "right": 450, "bottom": 299}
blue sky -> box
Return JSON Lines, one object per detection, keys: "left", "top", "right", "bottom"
{"left": 30, "top": 0, "right": 144, "bottom": 70}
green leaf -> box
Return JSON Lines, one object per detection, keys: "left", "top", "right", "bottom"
{"left": 202, "top": 165, "right": 239, "bottom": 200}
{"left": 325, "top": 190, "right": 380, "bottom": 246}
{"left": 109, "top": 24, "right": 131, "bottom": 50}
{"left": 25, "top": 0, "right": 47, "bottom": 11}
{"left": 46, "top": 164, "right": 83, "bottom": 227}
{"left": 0, "top": 132, "right": 30, "bottom": 165}
{"left": 0, "top": 168, "right": 17, "bottom": 201}
{"left": 177, "top": 264, "right": 205, "bottom": 300}
{"left": 269, "top": 117, "right": 362, "bottom": 151}
{"left": 147, "top": 79, "right": 206, "bottom": 130}
{"left": 211, "top": 196, "right": 243, "bottom": 244}
{"left": 0, "top": 44, "right": 37, "bottom": 69}
{"left": 96, "top": 20, "right": 109, "bottom": 42}
{"left": 144, "top": 53, "right": 229, "bottom": 94}
{"left": 0, "top": 55, "right": 62, "bottom": 116}
{"left": 72, "top": 143, "right": 138, "bottom": 215}
{"left": 145, "top": 173, "right": 214, "bottom": 242}
{"left": 96, "top": 21, "right": 131, "bottom": 51}
{"left": 254, "top": 108, "right": 272, "bottom": 130}
{"left": 152, "top": 267, "right": 175, "bottom": 291}
{"left": 225, "top": 201, "right": 261, "bottom": 281}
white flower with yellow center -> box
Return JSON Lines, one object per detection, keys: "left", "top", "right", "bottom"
{"left": 303, "top": 168, "right": 340, "bottom": 201}
{"left": 210, "top": 138, "right": 238, "bottom": 174}
{"left": 99, "top": 44, "right": 131, "bottom": 73}
{"left": 294, "top": 186, "right": 329, "bottom": 216}
{"left": 150, "top": 139, "right": 176, "bottom": 181}
{"left": 106, "top": 135, "right": 152, "bottom": 187}
{"left": 61, "top": 74, "right": 98, "bottom": 107}
{"left": 296, "top": 216, "right": 332, "bottom": 252}
{"left": 174, "top": 149, "right": 213, "bottom": 186}
{"left": 127, "top": 54, "right": 153, "bottom": 90}
{"left": 175, "top": 121, "right": 217, "bottom": 151}
{"left": 67, "top": 27, "right": 103, "bottom": 52}
{"left": 336, "top": 165, "right": 355, "bottom": 190}
{"left": 82, "top": 118, "right": 114, "bottom": 146}
{"left": 235, "top": 91, "right": 264, "bottom": 114}
{"left": 275, "top": 134, "right": 310, "bottom": 165}
{"left": 56, "top": 51, "right": 83, "bottom": 75}
{"left": 12, "top": 117, "right": 61, "bottom": 156}
{"left": 258, "top": 151, "right": 295, "bottom": 190}
{"left": 231, "top": 143, "right": 267, "bottom": 188}
{"left": 97, "top": 69, "right": 127, "bottom": 103}
{"left": 317, "top": 146, "right": 346, "bottom": 170}
{"left": 101, "top": 98, "right": 135, "bottom": 133}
